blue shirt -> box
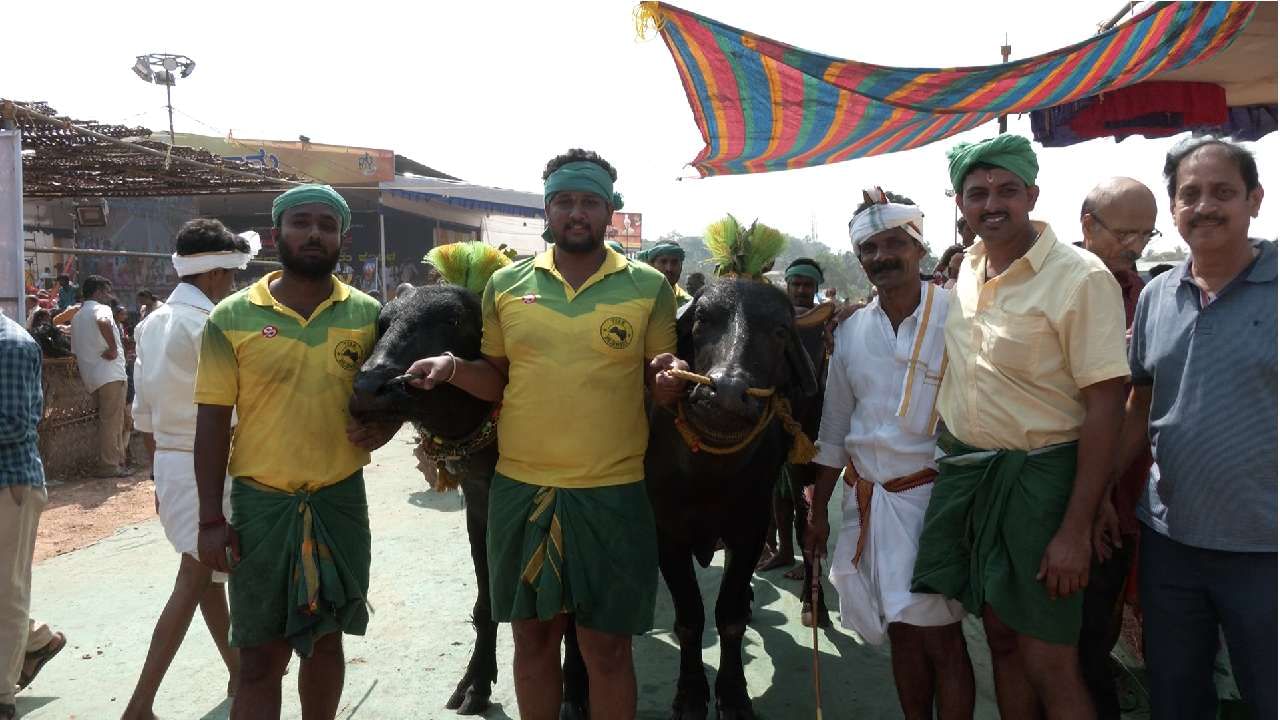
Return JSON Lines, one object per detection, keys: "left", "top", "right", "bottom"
{"left": 1130, "top": 240, "right": 1276, "bottom": 552}
{"left": 0, "top": 311, "right": 45, "bottom": 487}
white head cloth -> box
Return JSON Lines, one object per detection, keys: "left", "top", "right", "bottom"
{"left": 171, "top": 231, "right": 261, "bottom": 276}
{"left": 848, "top": 186, "right": 925, "bottom": 248}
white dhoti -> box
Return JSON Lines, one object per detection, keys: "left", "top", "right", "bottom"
{"left": 828, "top": 473, "right": 966, "bottom": 645}
{"left": 153, "top": 450, "right": 232, "bottom": 582}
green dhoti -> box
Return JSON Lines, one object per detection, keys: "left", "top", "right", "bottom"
{"left": 910, "top": 431, "right": 1080, "bottom": 645}
{"left": 229, "top": 471, "right": 371, "bottom": 656}
{"left": 488, "top": 472, "right": 658, "bottom": 635}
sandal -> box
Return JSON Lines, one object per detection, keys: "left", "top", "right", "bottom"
{"left": 18, "top": 631, "right": 66, "bottom": 691}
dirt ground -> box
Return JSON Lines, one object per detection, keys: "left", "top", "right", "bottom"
{"left": 34, "top": 467, "right": 155, "bottom": 563}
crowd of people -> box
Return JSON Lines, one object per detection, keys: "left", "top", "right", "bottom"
{"left": 0, "top": 132, "right": 1273, "bottom": 720}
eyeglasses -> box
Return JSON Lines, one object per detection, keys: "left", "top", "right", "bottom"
{"left": 1087, "top": 212, "right": 1162, "bottom": 243}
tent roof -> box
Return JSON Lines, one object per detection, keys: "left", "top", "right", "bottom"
{"left": 1146, "top": 1, "right": 1276, "bottom": 105}
{"left": 4, "top": 100, "right": 299, "bottom": 198}
{"left": 380, "top": 177, "right": 545, "bottom": 219}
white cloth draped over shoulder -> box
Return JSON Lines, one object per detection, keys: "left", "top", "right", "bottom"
{"left": 814, "top": 281, "right": 965, "bottom": 644}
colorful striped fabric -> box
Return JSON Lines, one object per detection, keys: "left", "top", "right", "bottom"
{"left": 639, "top": 1, "right": 1257, "bottom": 176}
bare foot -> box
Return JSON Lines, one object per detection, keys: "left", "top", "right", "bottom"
{"left": 757, "top": 551, "right": 795, "bottom": 572}
{"left": 782, "top": 565, "right": 806, "bottom": 580}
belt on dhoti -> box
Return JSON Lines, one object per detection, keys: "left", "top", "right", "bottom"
{"left": 845, "top": 462, "right": 938, "bottom": 569}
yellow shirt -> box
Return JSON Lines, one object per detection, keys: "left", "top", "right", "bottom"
{"left": 194, "top": 272, "right": 381, "bottom": 492}
{"left": 481, "top": 246, "right": 677, "bottom": 488}
{"left": 937, "top": 223, "right": 1129, "bottom": 451}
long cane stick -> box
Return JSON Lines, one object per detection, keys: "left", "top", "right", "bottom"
{"left": 810, "top": 554, "right": 824, "bottom": 720}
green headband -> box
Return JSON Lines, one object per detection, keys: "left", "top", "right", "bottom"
{"left": 947, "top": 134, "right": 1039, "bottom": 193}
{"left": 271, "top": 183, "right": 352, "bottom": 234}
{"left": 543, "top": 161, "right": 624, "bottom": 210}
{"left": 785, "top": 263, "right": 823, "bottom": 284}
{"left": 646, "top": 241, "right": 685, "bottom": 262}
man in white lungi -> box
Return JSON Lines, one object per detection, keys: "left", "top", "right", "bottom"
{"left": 806, "top": 188, "right": 974, "bottom": 720}
{"left": 120, "top": 219, "right": 257, "bottom": 719}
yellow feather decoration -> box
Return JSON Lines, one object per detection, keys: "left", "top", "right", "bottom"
{"left": 704, "top": 214, "right": 787, "bottom": 278}
{"left": 425, "top": 242, "right": 512, "bottom": 296}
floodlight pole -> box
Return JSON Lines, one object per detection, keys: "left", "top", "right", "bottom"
{"left": 998, "top": 38, "right": 1012, "bottom": 134}
{"left": 165, "top": 81, "right": 175, "bottom": 146}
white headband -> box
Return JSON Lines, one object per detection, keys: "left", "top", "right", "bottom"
{"left": 171, "top": 231, "right": 261, "bottom": 277}
{"left": 848, "top": 186, "right": 925, "bottom": 248}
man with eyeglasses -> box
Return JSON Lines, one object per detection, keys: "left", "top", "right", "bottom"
{"left": 1077, "top": 176, "right": 1159, "bottom": 719}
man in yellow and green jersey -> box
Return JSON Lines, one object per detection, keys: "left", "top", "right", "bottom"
{"left": 193, "top": 184, "right": 398, "bottom": 720}
{"left": 405, "top": 149, "right": 689, "bottom": 719}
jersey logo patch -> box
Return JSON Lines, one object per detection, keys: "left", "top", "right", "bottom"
{"left": 522, "top": 294, "right": 539, "bottom": 304}
{"left": 262, "top": 325, "right": 278, "bottom": 338}
{"left": 334, "top": 340, "right": 363, "bottom": 371}
{"left": 599, "top": 316, "right": 634, "bottom": 350}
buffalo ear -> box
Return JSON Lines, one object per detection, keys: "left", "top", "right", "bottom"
{"left": 675, "top": 292, "right": 698, "bottom": 362}
{"left": 785, "top": 321, "right": 820, "bottom": 397}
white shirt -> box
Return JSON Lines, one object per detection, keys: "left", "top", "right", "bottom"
{"left": 70, "top": 299, "right": 127, "bottom": 393}
{"left": 131, "top": 284, "right": 215, "bottom": 451}
{"left": 814, "top": 282, "right": 946, "bottom": 483}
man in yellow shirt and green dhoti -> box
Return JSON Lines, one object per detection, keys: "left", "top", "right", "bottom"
{"left": 193, "top": 184, "right": 400, "bottom": 720}
{"left": 406, "top": 149, "right": 688, "bottom": 719}
{"left": 910, "top": 136, "right": 1129, "bottom": 719}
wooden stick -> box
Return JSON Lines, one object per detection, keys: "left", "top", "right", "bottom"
{"left": 811, "top": 554, "right": 824, "bottom": 720}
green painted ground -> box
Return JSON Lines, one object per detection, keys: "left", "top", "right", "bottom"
{"left": 16, "top": 430, "right": 1151, "bottom": 719}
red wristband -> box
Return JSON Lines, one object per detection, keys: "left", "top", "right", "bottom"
{"left": 198, "top": 516, "right": 226, "bottom": 530}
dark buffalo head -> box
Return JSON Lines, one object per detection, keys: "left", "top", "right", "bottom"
{"left": 676, "top": 278, "right": 819, "bottom": 439}
{"left": 348, "top": 285, "right": 492, "bottom": 435}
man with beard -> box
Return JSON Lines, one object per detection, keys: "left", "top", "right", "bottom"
{"left": 1112, "top": 137, "right": 1274, "bottom": 719}
{"left": 122, "top": 219, "right": 252, "bottom": 720}
{"left": 806, "top": 189, "right": 973, "bottom": 719}
{"left": 405, "top": 149, "right": 687, "bottom": 719}
{"left": 1076, "top": 177, "right": 1159, "bottom": 719}
{"left": 642, "top": 240, "right": 693, "bottom": 305}
{"left": 193, "top": 184, "right": 400, "bottom": 720}
{"left": 911, "top": 136, "right": 1128, "bottom": 719}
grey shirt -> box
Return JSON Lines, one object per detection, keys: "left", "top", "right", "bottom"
{"left": 1130, "top": 239, "right": 1277, "bottom": 552}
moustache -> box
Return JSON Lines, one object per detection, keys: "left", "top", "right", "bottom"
{"left": 1190, "top": 214, "right": 1225, "bottom": 226}
{"left": 867, "top": 260, "right": 903, "bottom": 274}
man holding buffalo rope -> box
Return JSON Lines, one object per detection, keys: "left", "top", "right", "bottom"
{"left": 406, "top": 149, "right": 688, "bottom": 719}
{"left": 194, "top": 184, "right": 399, "bottom": 720}
{"left": 911, "top": 135, "right": 1128, "bottom": 719}
{"left": 806, "top": 188, "right": 973, "bottom": 719}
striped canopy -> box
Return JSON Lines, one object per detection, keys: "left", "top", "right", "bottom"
{"left": 639, "top": 1, "right": 1257, "bottom": 177}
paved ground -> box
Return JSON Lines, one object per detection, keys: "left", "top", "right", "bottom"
{"left": 16, "top": 430, "right": 1147, "bottom": 719}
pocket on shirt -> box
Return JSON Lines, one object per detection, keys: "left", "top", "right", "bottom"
{"left": 326, "top": 328, "right": 373, "bottom": 381}
{"left": 985, "top": 313, "right": 1046, "bottom": 375}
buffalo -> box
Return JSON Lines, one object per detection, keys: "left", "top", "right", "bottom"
{"left": 644, "top": 277, "right": 819, "bottom": 720}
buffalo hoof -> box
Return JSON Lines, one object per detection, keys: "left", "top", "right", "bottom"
{"left": 670, "top": 683, "right": 710, "bottom": 720}
{"left": 559, "top": 700, "right": 588, "bottom": 720}
{"left": 669, "top": 703, "right": 708, "bottom": 720}
{"left": 446, "top": 676, "right": 491, "bottom": 715}
{"left": 715, "top": 700, "right": 755, "bottom": 720}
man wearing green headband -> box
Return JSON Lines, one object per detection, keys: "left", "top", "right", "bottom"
{"left": 912, "top": 136, "right": 1128, "bottom": 719}
{"left": 404, "top": 148, "right": 688, "bottom": 719}
{"left": 643, "top": 240, "right": 693, "bottom": 304}
{"left": 194, "top": 183, "right": 400, "bottom": 718}
{"left": 784, "top": 257, "right": 823, "bottom": 309}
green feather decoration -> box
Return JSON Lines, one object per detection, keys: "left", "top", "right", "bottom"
{"left": 703, "top": 214, "right": 787, "bottom": 277}
{"left": 424, "top": 242, "right": 512, "bottom": 295}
